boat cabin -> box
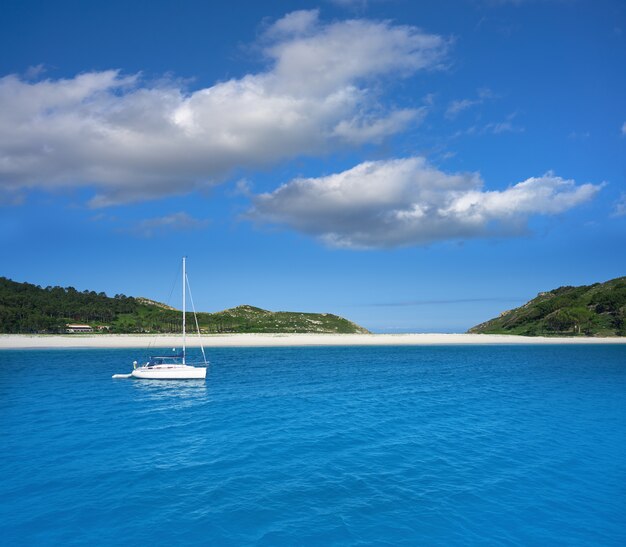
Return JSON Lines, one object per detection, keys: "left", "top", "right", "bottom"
{"left": 147, "top": 353, "right": 184, "bottom": 366}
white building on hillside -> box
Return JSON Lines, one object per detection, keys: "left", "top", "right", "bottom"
{"left": 66, "top": 324, "right": 93, "bottom": 333}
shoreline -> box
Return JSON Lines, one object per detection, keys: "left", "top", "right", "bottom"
{"left": 1, "top": 333, "right": 625, "bottom": 349}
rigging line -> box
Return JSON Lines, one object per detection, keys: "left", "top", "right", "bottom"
{"left": 186, "top": 274, "right": 208, "bottom": 366}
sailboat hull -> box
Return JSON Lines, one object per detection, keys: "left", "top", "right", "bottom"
{"left": 112, "top": 258, "right": 209, "bottom": 381}
{"left": 131, "top": 365, "right": 207, "bottom": 380}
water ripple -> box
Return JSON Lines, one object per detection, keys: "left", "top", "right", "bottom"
{"left": 1, "top": 345, "right": 625, "bottom": 545}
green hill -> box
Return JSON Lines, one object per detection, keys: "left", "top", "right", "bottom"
{"left": 0, "top": 277, "right": 369, "bottom": 334}
{"left": 468, "top": 277, "right": 626, "bottom": 336}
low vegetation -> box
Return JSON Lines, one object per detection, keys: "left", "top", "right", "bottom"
{"left": 0, "top": 277, "right": 369, "bottom": 334}
{"left": 469, "top": 277, "right": 626, "bottom": 336}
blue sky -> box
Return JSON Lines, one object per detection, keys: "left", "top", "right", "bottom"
{"left": 1, "top": 0, "right": 625, "bottom": 332}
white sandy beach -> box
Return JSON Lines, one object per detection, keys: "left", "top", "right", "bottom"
{"left": 1, "top": 333, "right": 625, "bottom": 349}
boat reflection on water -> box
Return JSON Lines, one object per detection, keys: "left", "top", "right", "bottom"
{"left": 131, "top": 375, "right": 209, "bottom": 405}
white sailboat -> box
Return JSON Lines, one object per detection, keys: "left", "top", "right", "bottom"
{"left": 113, "top": 257, "right": 208, "bottom": 380}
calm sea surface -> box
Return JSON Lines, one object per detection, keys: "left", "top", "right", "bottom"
{"left": 1, "top": 345, "right": 625, "bottom": 545}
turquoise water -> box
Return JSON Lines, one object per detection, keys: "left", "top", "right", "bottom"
{"left": 1, "top": 345, "right": 625, "bottom": 545}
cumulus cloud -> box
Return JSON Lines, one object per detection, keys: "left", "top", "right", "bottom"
{"left": 332, "top": 108, "right": 426, "bottom": 144}
{"left": 0, "top": 11, "right": 448, "bottom": 207}
{"left": 248, "top": 157, "right": 602, "bottom": 248}
{"left": 265, "top": 9, "right": 321, "bottom": 37}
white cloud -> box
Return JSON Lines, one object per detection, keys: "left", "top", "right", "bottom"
{"left": 422, "top": 93, "right": 436, "bottom": 106}
{"left": 445, "top": 88, "right": 495, "bottom": 119}
{"left": 265, "top": 12, "right": 449, "bottom": 96}
{"left": 484, "top": 119, "right": 522, "bottom": 134}
{"left": 231, "top": 179, "right": 253, "bottom": 198}
{"left": 248, "top": 157, "right": 602, "bottom": 249}
{"left": 332, "top": 108, "right": 426, "bottom": 144}
{"left": 622, "top": 121, "right": 626, "bottom": 135}
{"left": 0, "top": 187, "right": 24, "bottom": 206}
{"left": 131, "top": 212, "right": 209, "bottom": 238}
{"left": 264, "top": 9, "right": 321, "bottom": 38}
{"left": 24, "top": 64, "right": 46, "bottom": 80}
{"left": 476, "top": 87, "right": 496, "bottom": 99}
{"left": 614, "top": 194, "right": 626, "bottom": 217}
{"left": 453, "top": 112, "right": 523, "bottom": 136}
{"left": 0, "top": 12, "right": 448, "bottom": 207}
{"left": 445, "top": 98, "right": 480, "bottom": 118}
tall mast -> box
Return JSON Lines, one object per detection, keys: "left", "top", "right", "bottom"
{"left": 182, "top": 256, "right": 186, "bottom": 364}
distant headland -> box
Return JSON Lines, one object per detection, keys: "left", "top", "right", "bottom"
{"left": 469, "top": 277, "right": 626, "bottom": 337}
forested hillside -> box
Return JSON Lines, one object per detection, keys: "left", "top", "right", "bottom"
{"left": 469, "top": 277, "right": 626, "bottom": 336}
{"left": 0, "top": 277, "right": 368, "bottom": 334}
